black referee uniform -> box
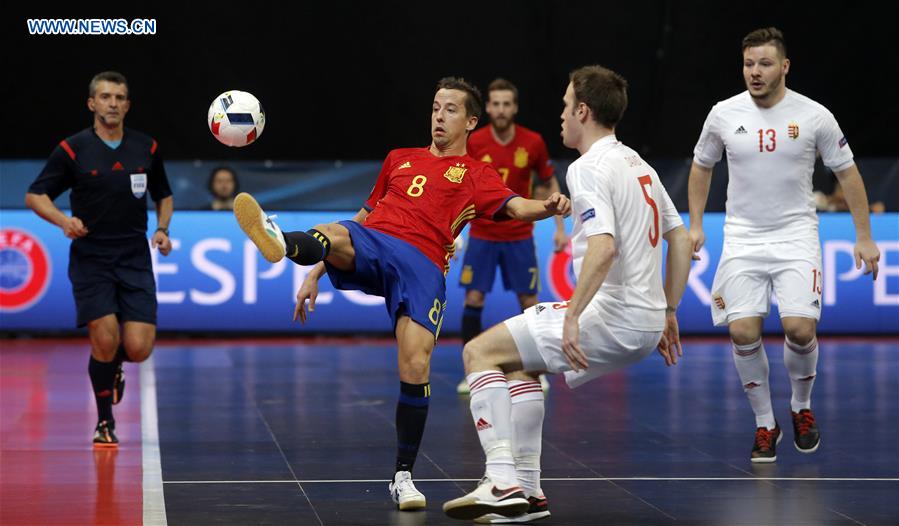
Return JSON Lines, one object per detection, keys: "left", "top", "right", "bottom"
{"left": 28, "top": 127, "right": 172, "bottom": 327}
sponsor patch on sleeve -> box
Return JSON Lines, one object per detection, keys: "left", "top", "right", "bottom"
{"left": 580, "top": 208, "right": 596, "bottom": 221}
{"left": 839, "top": 136, "right": 848, "bottom": 148}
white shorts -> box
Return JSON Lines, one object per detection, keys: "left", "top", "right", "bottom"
{"left": 710, "top": 235, "right": 823, "bottom": 326}
{"left": 504, "top": 301, "right": 661, "bottom": 389}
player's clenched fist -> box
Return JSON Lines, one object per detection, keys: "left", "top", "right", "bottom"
{"left": 543, "top": 192, "right": 571, "bottom": 217}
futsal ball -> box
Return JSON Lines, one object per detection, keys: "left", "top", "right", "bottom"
{"left": 207, "top": 91, "right": 265, "bottom": 147}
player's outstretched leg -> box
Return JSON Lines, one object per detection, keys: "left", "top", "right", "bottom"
{"left": 234, "top": 192, "right": 339, "bottom": 265}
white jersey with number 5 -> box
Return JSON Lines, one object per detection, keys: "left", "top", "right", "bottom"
{"left": 693, "top": 90, "right": 854, "bottom": 242}
{"left": 566, "top": 135, "right": 683, "bottom": 332}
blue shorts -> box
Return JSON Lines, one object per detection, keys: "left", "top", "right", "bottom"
{"left": 325, "top": 221, "right": 447, "bottom": 338}
{"left": 459, "top": 237, "right": 540, "bottom": 295}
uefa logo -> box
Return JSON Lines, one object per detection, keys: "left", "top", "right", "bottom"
{"left": 0, "top": 229, "right": 51, "bottom": 313}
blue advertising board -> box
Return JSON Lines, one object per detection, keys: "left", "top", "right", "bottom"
{"left": 0, "top": 210, "right": 896, "bottom": 334}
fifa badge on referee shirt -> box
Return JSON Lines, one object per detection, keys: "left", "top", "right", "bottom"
{"left": 130, "top": 173, "right": 147, "bottom": 198}
{"left": 444, "top": 163, "right": 467, "bottom": 183}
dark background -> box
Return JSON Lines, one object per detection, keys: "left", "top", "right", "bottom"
{"left": 2, "top": 1, "right": 898, "bottom": 162}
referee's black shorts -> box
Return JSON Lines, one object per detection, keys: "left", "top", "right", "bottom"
{"left": 68, "top": 236, "right": 157, "bottom": 328}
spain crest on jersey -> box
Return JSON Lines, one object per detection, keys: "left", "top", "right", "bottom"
{"left": 444, "top": 163, "right": 467, "bottom": 183}
{"left": 514, "top": 147, "right": 529, "bottom": 168}
{"left": 788, "top": 122, "right": 800, "bottom": 140}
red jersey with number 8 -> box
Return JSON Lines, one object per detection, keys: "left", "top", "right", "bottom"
{"left": 466, "top": 125, "right": 553, "bottom": 241}
{"left": 363, "top": 147, "right": 517, "bottom": 274}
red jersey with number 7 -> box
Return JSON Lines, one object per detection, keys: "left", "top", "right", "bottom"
{"left": 363, "top": 147, "right": 518, "bottom": 274}
{"left": 467, "top": 125, "right": 554, "bottom": 241}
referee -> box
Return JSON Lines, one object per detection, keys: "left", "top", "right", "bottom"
{"left": 25, "top": 71, "right": 173, "bottom": 447}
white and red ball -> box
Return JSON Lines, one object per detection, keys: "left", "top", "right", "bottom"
{"left": 207, "top": 90, "right": 265, "bottom": 147}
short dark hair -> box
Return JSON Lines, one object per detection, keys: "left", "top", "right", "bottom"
{"left": 487, "top": 78, "right": 518, "bottom": 104}
{"left": 435, "top": 77, "right": 482, "bottom": 120}
{"left": 89, "top": 71, "right": 128, "bottom": 98}
{"left": 207, "top": 166, "right": 239, "bottom": 196}
{"left": 569, "top": 65, "right": 628, "bottom": 129}
{"left": 742, "top": 27, "right": 787, "bottom": 58}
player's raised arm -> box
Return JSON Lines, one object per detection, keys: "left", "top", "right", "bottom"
{"left": 501, "top": 193, "right": 571, "bottom": 222}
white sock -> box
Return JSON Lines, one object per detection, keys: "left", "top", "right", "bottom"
{"left": 784, "top": 336, "right": 818, "bottom": 412}
{"left": 467, "top": 371, "right": 516, "bottom": 487}
{"left": 509, "top": 379, "right": 545, "bottom": 498}
{"left": 732, "top": 340, "right": 775, "bottom": 430}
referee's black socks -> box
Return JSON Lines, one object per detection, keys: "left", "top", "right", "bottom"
{"left": 88, "top": 356, "right": 116, "bottom": 425}
{"left": 114, "top": 343, "right": 132, "bottom": 364}
{"left": 283, "top": 229, "right": 331, "bottom": 265}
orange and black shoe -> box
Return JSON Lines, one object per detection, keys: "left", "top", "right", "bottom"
{"left": 93, "top": 420, "right": 118, "bottom": 448}
{"left": 791, "top": 409, "right": 820, "bottom": 453}
{"left": 112, "top": 362, "right": 125, "bottom": 405}
{"left": 750, "top": 423, "right": 782, "bottom": 463}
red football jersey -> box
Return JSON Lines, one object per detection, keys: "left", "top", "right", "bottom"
{"left": 467, "top": 125, "right": 554, "bottom": 241}
{"left": 363, "top": 148, "right": 517, "bottom": 273}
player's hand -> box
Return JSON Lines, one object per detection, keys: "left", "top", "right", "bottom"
{"left": 561, "top": 315, "right": 589, "bottom": 372}
{"left": 657, "top": 312, "right": 683, "bottom": 366}
{"left": 688, "top": 225, "right": 705, "bottom": 261}
{"left": 552, "top": 229, "right": 569, "bottom": 253}
{"left": 855, "top": 238, "right": 880, "bottom": 280}
{"left": 293, "top": 276, "right": 320, "bottom": 324}
{"left": 544, "top": 192, "right": 571, "bottom": 217}
{"left": 62, "top": 216, "right": 88, "bottom": 239}
{"left": 152, "top": 231, "right": 172, "bottom": 256}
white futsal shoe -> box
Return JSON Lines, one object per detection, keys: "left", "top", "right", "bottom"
{"left": 233, "top": 192, "right": 286, "bottom": 263}
{"left": 443, "top": 476, "right": 529, "bottom": 521}
{"left": 390, "top": 471, "right": 426, "bottom": 511}
{"left": 474, "top": 495, "right": 551, "bottom": 523}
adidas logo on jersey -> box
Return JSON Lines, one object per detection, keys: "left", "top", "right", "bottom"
{"left": 398, "top": 161, "right": 412, "bottom": 169}
{"left": 476, "top": 418, "right": 492, "bottom": 431}
{"left": 734, "top": 126, "right": 748, "bottom": 135}
{"left": 810, "top": 299, "right": 820, "bottom": 309}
